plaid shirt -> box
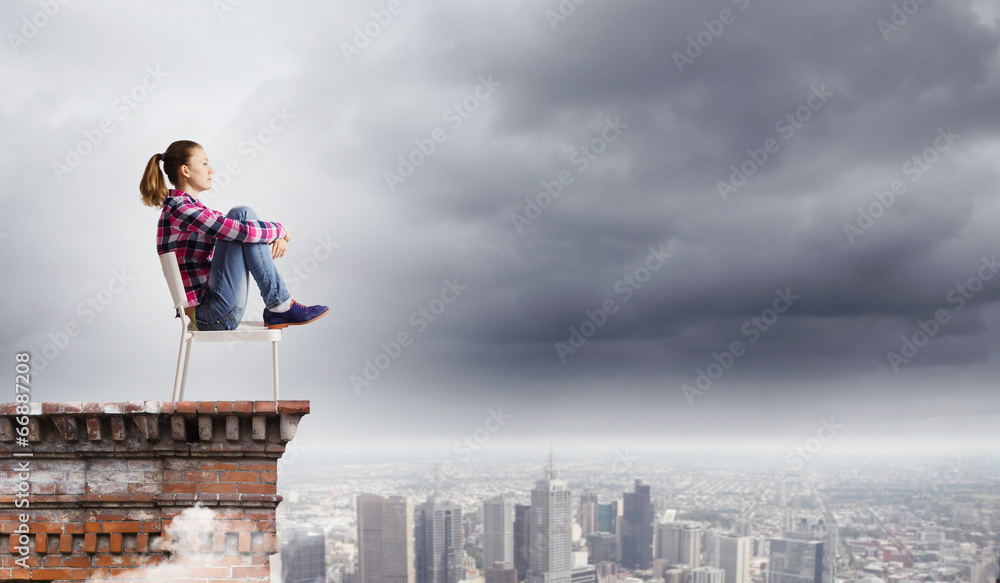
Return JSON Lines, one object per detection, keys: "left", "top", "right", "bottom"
{"left": 156, "top": 189, "right": 286, "bottom": 311}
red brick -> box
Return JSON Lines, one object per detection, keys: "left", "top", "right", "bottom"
{"left": 136, "top": 533, "right": 149, "bottom": 553}
{"left": 220, "top": 471, "right": 258, "bottom": 483}
{"left": 109, "top": 534, "right": 122, "bottom": 553}
{"left": 59, "top": 534, "right": 72, "bottom": 553}
{"left": 103, "top": 522, "right": 142, "bottom": 534}
{"left": 30, "top": 523, "right": 65, "bottom": 534}
{"left": 262, "top": 532, "right": 277, "bottom": 553}
{"left": 216, "top": 402, "right": 235, "bottom": 413}
{"left": 62, "top": 556, "right": 89, "bottom": 568}
{"left": 41, "top": 556, "right": 60, "bottom": 567}
{"left": 93, "top": 554, "right": 129, "bottom": 568}
{"left": 232, "top": 566, "right": 270, "bottom": 577}
{"left": 259, "top": 471, "right": 277, "bottom": 483}
{"left": 183, "top": 470, "right": 219, "bottom": 482}
{"left": 276, "top": 400, "right": 310, "bottom": 414}
{"left": 238, "top": 483, "right": 276, "bottom": 495}
{"left": 174, "top": 401, "right": 197, "bottom": 414}
{"left": 232, "top": 401, "right": 253, "bottom": 413}
{"left": 83, "top": 533, "right": 96, "bottom": 553}
{"left": 35, "top": 533, "right": 48, "bottom": 554}
{"left": 198, "top": 483, "right": 237, "bottom": 494}
{"left": 160, "top": 402, "right": 175, "bottom": 414}
{"left": 195, "top": 402, "right": 217, "bottom": 414}
{"left": 84, "top": 522, "right": 100, "bottom": 533}
{"left": 238, "top": 532, "right": 252, "bottom": 552}
{"left": 200, "top": 461, "right": 238, "bottom": 470}
{"left": 64, "top": 523, "right": 84, "bottom": 535}
{"left": 190, "top": 566, "right": 229, "bottom": 577}
{"left": 71, "top": 569, "right": 94, "bottom": 580}
{"left": 163, "top": 483, "right": 196, "bottom": 494}
{"left": 253, "top": 401, "right": 276, "bottom": 413}
{"left": 30, "top": 568, "right": 73, "bottom": 580}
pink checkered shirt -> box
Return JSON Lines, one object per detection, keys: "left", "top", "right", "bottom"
{"left": 156, "top": 189, "right": 286, "bottom": 310}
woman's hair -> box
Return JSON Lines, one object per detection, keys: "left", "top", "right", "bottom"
{"left": 138, "top": 140, "right": 203, "bottom": 207}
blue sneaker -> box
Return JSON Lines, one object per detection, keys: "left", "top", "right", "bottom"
{"left": 264, "top": 300, "right": 330, "bottom": 329}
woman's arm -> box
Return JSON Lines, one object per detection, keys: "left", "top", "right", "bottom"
{"left": 171, "top": 199, "right": 287, "bottom": 244}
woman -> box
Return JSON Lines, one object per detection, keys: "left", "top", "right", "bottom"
{"left": 139, "top": 140, "right": 328, "bottom": 331}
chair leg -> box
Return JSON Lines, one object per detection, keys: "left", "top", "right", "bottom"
{"left": 272, "top": 341, "right": 279, "bottom": 401}
{"left": 172, "top": 335, "right": 187, "bottom": 401}
{"left": 179, "top": 340, "right": 193, "bottom": 401}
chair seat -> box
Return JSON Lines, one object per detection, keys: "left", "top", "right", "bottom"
{"left": 188, "top": 320, "right": 283, "bottom": 343}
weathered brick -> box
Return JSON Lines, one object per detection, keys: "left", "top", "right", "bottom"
{"left": 109, "top": 534, "right": 123, "bottom": 553}
{"left": 83, "top": 533, "right": 96, "bottom": 553}
{"left": 220, "top": 471, "right": 258, "bottom": 483}
{"left": 35, "top": 533, "right": 47, "bottom": 554}
{"left": 59, "top": 534, "right": 72, "bottom": 553}
{"left": 136, "top": 533, "right": 148, "bottom": 553}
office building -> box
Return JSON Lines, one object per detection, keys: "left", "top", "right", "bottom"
{"left": 357, "top": 495, "right": 415, "bottom": 583}
{"left": 527, "top": 461, "right": 573, "bottom": 583}
{"left": 692, "top": 567, "right": 725, "bottom": 583}
{"left": 484, "top": 496, "right": 515, "bottom": 569}
{"left": 515, "top": 504, "right": 532, "bottom": 582}
{"left": 718, "top": 536, "right": 750, "bottom": 583}
{"left": 767, "top": 539, "right": 823, "bottom": 583}
{"left": 415, "top": 496, "right": 464, "bottom": 583}
{"left": 621, "top": 480, "right": 654, "bottom": 569}
{"left": 580, "top": 492, "right": 599, "bottom": 537}
{"left": 282, "top": 528, "right": 327, "bottom": 583}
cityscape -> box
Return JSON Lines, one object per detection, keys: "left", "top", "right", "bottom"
{"left": 271, "top": 451, "right": 999, "bottom": 583}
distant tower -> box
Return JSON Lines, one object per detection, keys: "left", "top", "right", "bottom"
{"left": 679, "top": 522, "right": 702, "bottom": 568}
{"left": 719, "top": 536, "right": 750, "bottom": 583}
{"left": 595, "top": 501, "right": 618, "bottom": 535}
{"left": 282, "top": 528, "right": 327, "bottom": 583}
{"left": 483, "top": 496, "right": 515, "bottom": 569}
{"left": 767, "top": 539, "right": 823, "bottom": 583}
{"left": 527, "top": 455, "right": 573, "bottom": 583}
{"left": 358, "top": 494, "right": 415, "bottom": 583}
{"left": 514, "top": 504, "right": 532, "bottom": 582}
{"left": 621, "top": 479, "right": 654, "bottom": 569}
{"left": 580, "top": 491, "right": 599, "bottom": 537}
{"left": 692, "top": 567, "right": 725, "bottom": 583}
{"left": 415, "top": 495, "right": 463, "bottom": 583}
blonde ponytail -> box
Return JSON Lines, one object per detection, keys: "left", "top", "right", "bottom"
{"left": 138, "top": 140, "right": 202, "bottom": 208}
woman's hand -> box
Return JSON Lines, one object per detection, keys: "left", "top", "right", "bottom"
{"left": 271, "top": 237, "right": 288, "bottom": 259}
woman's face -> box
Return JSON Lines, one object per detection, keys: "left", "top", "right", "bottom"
{"left": 180, "top": 148, "right": 213, "bottom": 193}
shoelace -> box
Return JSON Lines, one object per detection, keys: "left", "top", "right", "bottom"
{"left": 292, "top": 300, "right": 308, "bottom": 309}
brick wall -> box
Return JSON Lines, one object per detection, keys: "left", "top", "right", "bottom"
{"left": 0, "top": 400, "right": 309, "bottom": 583}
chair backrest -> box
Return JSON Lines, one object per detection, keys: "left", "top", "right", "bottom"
{"left": 159, "top": 251, "right": 187, "bottom": 311}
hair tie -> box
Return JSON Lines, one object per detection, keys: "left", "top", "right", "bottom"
{"left": 156, "top": 153, "right": 163, "bottom": 161}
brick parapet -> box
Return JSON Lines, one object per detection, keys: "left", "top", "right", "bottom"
{"left": 0, "top": 401, "right": 308, "bottom": 582}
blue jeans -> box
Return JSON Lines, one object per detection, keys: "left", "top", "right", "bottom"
{"left": 194, "top": 206, "right": 290, "bottom": 331}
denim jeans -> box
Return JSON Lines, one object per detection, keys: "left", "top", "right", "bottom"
{"left": 194, "top": 206, "right": 290, "bottom": 331}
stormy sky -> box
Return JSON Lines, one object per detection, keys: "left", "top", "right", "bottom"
{"left": 3, "top": 0, "right": 1000, "bottom": 462}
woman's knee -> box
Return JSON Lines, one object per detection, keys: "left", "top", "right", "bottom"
{"left": 226, "top": 205, "right": 258, "bottom": 220}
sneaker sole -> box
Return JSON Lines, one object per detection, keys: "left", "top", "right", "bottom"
{"left": 265, "top": 309, "right": 330, "bottom": 329}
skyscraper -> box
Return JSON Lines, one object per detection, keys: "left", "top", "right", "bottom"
{"left": 282, "top": 528, "right": 327, "bottom": 583}
{"left": 357, "top": 494, "right": 415, "bottom": 583}
{"left": 595, "top": 502, "right": 618, "bottom": 535}
{"left": 580, "top": 491, "right": 599, "bottom": 537}
{"left": 767, "top": 539, "right": 823, "bottom": 583}
{"left": 621, "top": 480, "right": 654, "bottom": 569}
{"left": 484, "top": 496, "right": 515, "bottom": 569}
{"left": 719, "top": 536, "right": 750, "bottom": 583}
{"left": 514, "top": 504, "right": 532, "bottom": 582}
{"left": 655, "top": 521, "right": 701, "bottom": 568}
{"left": 692, "top": 567, "right": 725, "bottom": 583}
{"left": 527, "top": 460, "right": 572, "bottom": 583}
{"left": 415, "top": 495, "right": 464, "bottom": 583}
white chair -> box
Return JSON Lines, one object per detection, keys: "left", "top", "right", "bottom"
{"left": 159, "top": 251, "right": 282, "bottom": 401}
